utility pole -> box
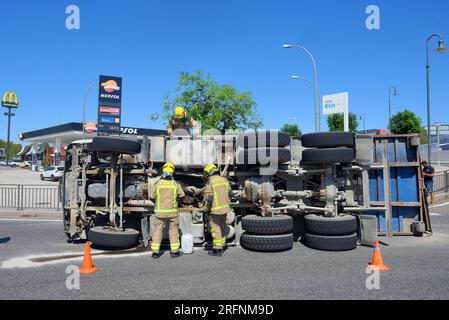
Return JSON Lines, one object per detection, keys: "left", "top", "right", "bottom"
{"left": 2, "top": 91, "right": 19, "bottom": 166}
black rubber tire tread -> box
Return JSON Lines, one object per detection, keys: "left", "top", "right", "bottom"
{"left": 237, "top": 130, "right": 291, "bottom": 149}
{"left": 301, "top": 148, "right": 355, "bottom": 164}
{"left": 240, "top": 233, "right": 294, "bottom": 252}
{"left": 91, "top": 137, "right": 141, "bottom": 155}
{"left": 305, "top": 233, "right": 358, "bottom": 251}
{"left": 242, "top": 214, "right": 293, "bottom": 235}
{"left": 305, "top": 214, "right": 357, "bottom": 236}
{"left": 301, "top": 132, "right": 355, "bottom": 148}
{"left": 237, "top": 147, "right": 291, "bottom": 165}
{"left": 88, "top": 226, "right": 140, "bottom": 248}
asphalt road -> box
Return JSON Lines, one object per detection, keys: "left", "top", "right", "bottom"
{"left": 1, "top": 202, "right": 449, "bottom": 300}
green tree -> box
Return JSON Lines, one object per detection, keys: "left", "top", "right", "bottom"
{"left": 281, "top": 123, "right": 302, "bottom": 139}
{"left": 390, "top": 109, "right": 423, "bottom": 134}
{"left": 390, "top": 109, "right": 428, "bottom": 144}
{"left": 327, "top": 113, "right": 359, "bottom": 133}
{"left": 0, "top": 139, "right": 22, "bottom": 160}
{"left": 151, "top": 71, "right": 263, "bottom": 133}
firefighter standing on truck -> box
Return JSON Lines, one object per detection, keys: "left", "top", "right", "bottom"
{"left": 150, "top": 162, "right": 185, "bottom": 259}
{"left": 167, "top": 106, "right": 200, "bottom": 136}
{"left": 203, "top": 164, "right": 232, "bottom": 257}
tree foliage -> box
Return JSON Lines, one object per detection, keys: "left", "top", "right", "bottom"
{"left": 390, "top": 109, "right": 423, "bottom": 134}
{"left": 327, "top": 113, "right": 359, "bottom": 133}
{"left": 0, "top": 139, "right": 22, "bottom": 160}
{"left": 151, "top": 71, "right": 263, "bottom": 133}
{"left": 281, "top": 123, "right": 302, "bottom": 138}
{"left": 390, "top": 109, "right": 428, "bottom": 144}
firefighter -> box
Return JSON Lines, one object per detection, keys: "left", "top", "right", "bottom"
{"left": 150, "top": 162, "right": 185, "bottom": 259}
{"left": 166, "top": 106, "right": 200, "bottom": 136}
{"left": 202, "top": 164, "right": 232, "bottom": 257}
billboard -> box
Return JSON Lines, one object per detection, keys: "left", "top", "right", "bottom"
{"left": 323, "top": 92, "right": 349, "bottom": 132}
{"left": 323, "top": 92, "right": 348, "bottom": 115}
{"left": 97, "top": 75, "right": 122, "bottom": 136}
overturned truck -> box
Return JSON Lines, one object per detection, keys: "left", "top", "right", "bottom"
{"left": 62, "top": 130, "right": 378, "bottom": 252}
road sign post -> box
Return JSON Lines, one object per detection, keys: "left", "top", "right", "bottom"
{"left": 2, "top": 91, "right": 19, "bottom": 166}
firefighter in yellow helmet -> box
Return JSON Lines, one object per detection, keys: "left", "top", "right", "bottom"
{"left": 166, "top": 106, "right": 200, "bottom": 136}
{"left": 202, "top": 164, "right": 232, "bottom": 257}
{"left": 150, "top": 162, "right": 185, "bottom": 259}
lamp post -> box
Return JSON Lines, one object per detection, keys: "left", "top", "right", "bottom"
{"left": 388, "top": 86, "right": 399, "bottom": 132}
{"left": 426, "top": 33, "right": 448, "bottom": 164}
{"left": 283, "top": 44, "right": 320, "bottom": 132}
{"left": 82, "top": 81, "right": 97, "bottom": 140}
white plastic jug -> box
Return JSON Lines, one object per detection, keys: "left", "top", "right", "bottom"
{"left": 181, "top": 234, "right": 194, "bottom": 254}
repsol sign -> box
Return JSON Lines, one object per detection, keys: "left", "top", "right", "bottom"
{"left": 120, "top": 127, "right": 139, "bottom": 135}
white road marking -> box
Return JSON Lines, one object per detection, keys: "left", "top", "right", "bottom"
{"left": 430, "top": 213, "right": 442, "bottom": 216}
{"left": 430, "top": 201, "right": 449, "bottom": 208}
{"left": 0, "top": 218, "right": 61, "bottom": 223}
{"left": 1, "top": 247, "right": 201, "bottom": 269}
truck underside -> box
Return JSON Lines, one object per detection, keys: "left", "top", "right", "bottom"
{"left": 62, "top": 130, "right": 379, "bottom": 252}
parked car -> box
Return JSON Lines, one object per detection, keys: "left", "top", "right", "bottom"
{"left": 8, "top": 161, "right": 21, "bottom": 168}
{"left": 40, "top": 166, "right": 64, "bottom": 181}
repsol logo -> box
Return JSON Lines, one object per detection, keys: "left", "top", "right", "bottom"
{"left": 100, "top": 93, "right": 120, "bottom": 100}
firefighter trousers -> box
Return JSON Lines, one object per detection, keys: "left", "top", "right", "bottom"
{"left": 151, "top": 216, "right": 180, "bottom": 253}
{"left": 209, "top": 214, "right": 227, "bottom": 250}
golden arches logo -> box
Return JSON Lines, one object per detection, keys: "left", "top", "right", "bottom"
{"left": 2, "top": 91, "right": 18, "bottom": 107}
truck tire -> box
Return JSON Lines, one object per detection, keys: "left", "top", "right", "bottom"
{"left": 88, "top": 226, "right": 140, "bottom": 248}
{"left": 240, "top": 233, "right": 294, "bottom": 252}
{"left": 301, "top": 132, "right": 355, "bottom": 148}
{"left": 237, "top": 147, "right": 291, "bottom": 165}
{"left": 301, "top": 148, "right": 355, "bottom": 164}
{"left": 237, "top": 130, "right": 291, "bottom": 149}
{"left": 305, "top": 233, "right": 357, "bottom": 251}
{"left": 242, "top": 214, "right": 293, "bottom": 235}
{"left": 91, "top": 137, "right": 141, "bottom": 155}
{"left": 305, "top": 214, "right": 357, "bottom": 236}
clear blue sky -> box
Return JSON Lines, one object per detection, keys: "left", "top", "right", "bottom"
{"left": 1, "top": 0, "right": 448, "bottom": 143}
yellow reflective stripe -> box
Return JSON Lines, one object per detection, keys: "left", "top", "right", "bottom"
{"left": 151, "top": 243, "right": 161, "bottom": 251}
{"left": 170, "top": 243, "right": 180, "bottom": 250}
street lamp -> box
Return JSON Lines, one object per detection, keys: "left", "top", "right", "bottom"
{"left": 388, "top": 86, "right": 399, "bottom": 132}
{"left": 283, "top": 44, "right": 320, "bottom": 132}
{"left": 291, "top": 75, "right": 322, "bottom": 97}
{"left": 82, "top": 81, "right": 97, "bottom": 140}
{"left": 426, "top": 33, "right": 447, "bottom": 164}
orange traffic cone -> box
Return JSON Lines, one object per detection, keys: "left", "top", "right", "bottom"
{"left": 368, "top": 240, "right": 390, "bottom": 271}
{"left": 79, "top": 242, "right": 97, "bottom": 274}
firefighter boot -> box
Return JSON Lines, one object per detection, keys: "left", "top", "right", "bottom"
{"left": 170, "top": 251, "right": 182, "bottom": 258}
{"left": 151, "top": 251, "right": 162, "bottom": 259}
{"left": 208, "top": 249, "right": 223, "bottom": 257}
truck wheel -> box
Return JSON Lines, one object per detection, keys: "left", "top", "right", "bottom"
{"left": 301, "top": 148, "right": 355, "bottom": 164}
{"left": 242, "top": 214, "right": 293, "bottom": 235}
{"left": 240, "top": 233, "right": 294, "bottom": 252}
{"left": 305, "top": 214, "right": 357, "bottom": 236}
{"left": 301, "top": 132, "right": 355, "bottom": 148}
{"left": 88, "top": 226, "right": 140, "bottom": 248}
{"left": 305, "top": 233, "right": 357, "bottom": 251}
{"left": 237, "top": 130, "right": 291, "bottom": 149}
{"left": 237, "top": 147, "right": 291, "bottom": 165}
{"left": 91, "top": 137, "right": 141, "bottom": 155}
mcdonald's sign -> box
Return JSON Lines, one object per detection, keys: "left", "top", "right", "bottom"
{"left": 2, "top": 91, "right": 19, "bottom": 108}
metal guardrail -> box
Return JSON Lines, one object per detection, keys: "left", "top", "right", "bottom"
{"left": 434, "top": 170, "right": 449, "bottom": 193}
{"left": 0, "top": 184, "right": 61, "bottom": 211}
